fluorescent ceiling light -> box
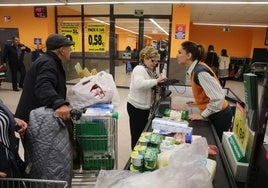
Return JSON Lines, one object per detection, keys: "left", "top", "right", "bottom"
{"left": 193, "top": 22, "right": 268, "bottom": 28}
{"left": 2, "top": 1, "right": 268, "bottom": 6}
{"left": 91, "top": 18, "right": 152, "bottom": 39}
{"left": 149, "top": 19, "right": 169, "bottom": 36}
{"left": 65, "top": 1, "right": 268, "bottom": 6}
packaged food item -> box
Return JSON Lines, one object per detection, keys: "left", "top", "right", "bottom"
{"left": 185, "top": 133, "right": 192, "bottom": 143}
{"left": 174, "top": 132, "right": 186, "bottom": 144}
{"left": 149, "top": 133, "right": 163, "bottom": 149}
{"left": 131, "top": 150, "right": 143, "bottom": 171}
{"left": 138, "top": 132, "right": 151, "bottom": 146}
{"left": 144, "top": 147, "right": 158, "bottom": 171}
{"left": 181, "top": 110, "right": 189, "bottom": 120}
{"left": 130, "top": 164, "right": 141, "bottom": 173}
{"left": 134, "top": 144, "right": 147, "bottom": 156}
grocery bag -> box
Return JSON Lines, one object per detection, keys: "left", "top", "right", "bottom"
{"left": 67, "top": 71, "right": 120, "bottom": 108}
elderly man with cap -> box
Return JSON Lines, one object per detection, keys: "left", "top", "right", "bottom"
{"left": 15, "top": 34, "right": 74, "bottom": 122}
{"left": 14, "top": 34, "right": 74, "bottom": 184}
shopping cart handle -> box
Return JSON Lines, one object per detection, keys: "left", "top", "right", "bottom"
{"left": 70, "top": 108, "right": 86, "bottom": 120}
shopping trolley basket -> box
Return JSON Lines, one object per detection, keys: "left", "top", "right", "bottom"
{"left": 0, "top": 178, "right": 68, "bottom": 188}
{"left": 70, "top": 106, "right": 118, "bottom": 175}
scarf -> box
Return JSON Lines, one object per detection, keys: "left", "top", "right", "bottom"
{"left": 140, "top": 62, "right": 158, "bottom": 79}
{"left": 140, "top": 63, "right": 159, "bottom": 106}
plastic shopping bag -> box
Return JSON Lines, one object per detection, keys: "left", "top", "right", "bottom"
{"left": 95, "top": 137, "right": 212, "bottom": 188}
{"left": 67, "top": 71, "right": 120, "bottom": 108}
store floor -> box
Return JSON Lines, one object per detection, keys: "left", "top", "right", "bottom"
{"left": 0, "top": 76, "right": 267, "bottom": 186}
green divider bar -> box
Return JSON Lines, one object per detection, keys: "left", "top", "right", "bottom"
{"left": 228, "top": 135, "right": 247, "bottom": 162}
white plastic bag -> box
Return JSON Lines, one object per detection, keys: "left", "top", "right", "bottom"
{"left": 67, "top": 71, "right": 120, "bottom": 109}
{"left": 95, "top": 137, "right": 213, "bottom": 188}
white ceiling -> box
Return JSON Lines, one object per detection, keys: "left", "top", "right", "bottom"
{"left": 191, "top": 4, "right": 268, "bottom": 26}
{"left": 1, "top": 1, "right": 268, "bottom": 33}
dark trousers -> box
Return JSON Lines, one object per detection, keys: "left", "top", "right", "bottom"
{"left": 127, "top": 102, "right": 150, "bottom": 150}
{"left": 208, "top": 105, "right": 233, "bottom": 141}
{"left": 219, "top": 77, "right": 227, "bottom": 88}
{"left": 10, "top": 63, "right": 26, "bottom": 90}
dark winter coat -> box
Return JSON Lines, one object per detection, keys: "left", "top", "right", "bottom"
{"left": 2, "top": 43, "right": 31, "bottom": 69}
{"left": 0, "top": 100, "right": 24, "bottom": 178}
{"left": 15, "top": 51, "right": 69, "bottom": 123}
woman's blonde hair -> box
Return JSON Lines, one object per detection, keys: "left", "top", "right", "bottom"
{"left": 139, "top": 45, "right": 160, "bottom": 62}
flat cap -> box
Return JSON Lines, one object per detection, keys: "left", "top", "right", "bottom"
{"left": 46, "top": 34, "right": 75, "bottom": 51}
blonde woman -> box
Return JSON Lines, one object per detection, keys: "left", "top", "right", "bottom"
{"left": 127, "top": 45, "right": 167, "bottom": 150}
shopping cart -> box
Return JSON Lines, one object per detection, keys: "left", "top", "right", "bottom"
{"left": 0, "top": 178, "right": 68, "bottom": 188}
{"left": 70, "top": 105, "right": 118, "bottom": 186}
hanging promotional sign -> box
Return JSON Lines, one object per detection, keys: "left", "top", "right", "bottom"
{"left": 175, "top": 24, "right": 186, "bottom": 39}
{"left": 87, "top": 23, "right": 106, "bottom": 52}
{"left": 60, "top": 23, "right": 79, "bottom": 51}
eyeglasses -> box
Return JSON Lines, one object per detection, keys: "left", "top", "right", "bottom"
{"left": 150, "top": 59, "right": 158, "bottom": 63}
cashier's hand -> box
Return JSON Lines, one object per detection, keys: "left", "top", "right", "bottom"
{"left": 188, "top": 113, "right": 207, "bottom": 121}
{"left": 186, "top": 101, "right": 196, "bottom": 106}
{"left": 55, "top": 105, "right": 71, "bottom": 121}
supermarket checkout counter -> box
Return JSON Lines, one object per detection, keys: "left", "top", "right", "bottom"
{"left": 124, "top": 85, "right": 241, "bottom": 188}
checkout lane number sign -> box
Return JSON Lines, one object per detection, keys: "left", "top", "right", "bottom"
{"left": 87, "top": 24, "right": 106, "bottom": 52}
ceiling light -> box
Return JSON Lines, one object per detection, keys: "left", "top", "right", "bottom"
{"left": 2, "top": 1, "right": 268, "bottom": 6}
{"left": 149, "top": 19, "right": 169, "bottom": 36}
{"left": 91, "top": 18, "right": 152, "bottom": 39}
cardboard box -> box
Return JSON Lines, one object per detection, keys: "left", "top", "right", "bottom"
{"left": 222, "top": 132, "right": 249, "bottom": 182}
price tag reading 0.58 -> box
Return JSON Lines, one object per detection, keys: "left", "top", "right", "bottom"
{"left": 88, "top": 34, "right": 105, "bottom": 47}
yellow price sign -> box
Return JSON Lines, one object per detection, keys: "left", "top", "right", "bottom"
{"left": 60, "top": 23, "right": 80, "bottom": 51}
{"left": 87, "top": 24, "right": 106, "bottom": 52}
{"left": 232, "top": 102, "right": 249, "bottom": 155}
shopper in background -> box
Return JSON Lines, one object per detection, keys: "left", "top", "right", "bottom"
{"left": 205, "top": 44, "right": 219, "bottom": 76}
{"left": 0, "top": 99, "right": 27, "bottom": 179}
{"left": 176, "top": 41, "right": 232, "bottom": 140}
{"left": 125, "top": 45, "right": 133, "bottom": 73}
{"left": 2, "top": 36, "right": 31, "bottom": 91}
{"left": 218, "top": 49, "right": 231, "bottom": 88}
{"left": 131, "top": 48, "right": 139, "bottom": 69}
{"left": 127, "top": 45, "right": 167, "bottom": 150}
{"left": 158, "top": 44, "right": 168, "bottom": 74}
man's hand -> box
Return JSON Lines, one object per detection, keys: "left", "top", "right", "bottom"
{"left": 188, "top": 113, "right": 206, "bottom": 121}
{"left": 55, "top": 105, "right": 71, "bottom": 121}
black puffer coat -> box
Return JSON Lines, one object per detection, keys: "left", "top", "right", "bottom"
{"left": 15, "top": 51, "right": 69, "bottom": 123}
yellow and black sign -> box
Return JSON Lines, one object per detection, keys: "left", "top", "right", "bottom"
{"left": 232, "top": 102, "right": 249, "bottom": 155}
{"left": 60, "top": 23, "right": 79, "bottom": 51}
{"left": 87, "top": 24, "right": 106, "bottom": 52}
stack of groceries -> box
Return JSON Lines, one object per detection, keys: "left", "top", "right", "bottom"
{"left": 129, "top": 109, "right": 218, "bottom": 181}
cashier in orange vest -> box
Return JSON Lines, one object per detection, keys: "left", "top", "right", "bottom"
{"left": 176, "top": 41, "right": 232, "bottom": 141}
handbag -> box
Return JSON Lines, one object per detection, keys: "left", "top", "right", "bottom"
{"left": 0, "top": 64, "right": 7, "bottom": 80}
